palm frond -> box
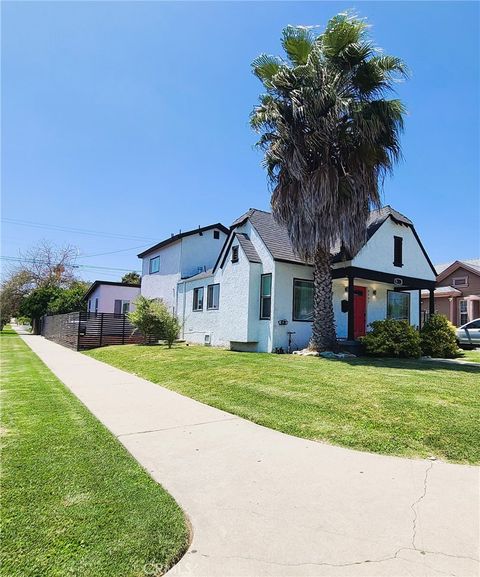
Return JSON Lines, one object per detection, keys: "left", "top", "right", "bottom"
{"left": 281, "top": 26, "right": 314, "bottom": 66}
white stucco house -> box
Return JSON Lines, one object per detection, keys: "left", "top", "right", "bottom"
{"left": 139, "top": 206, "right": 437, "bottom": 352}
{"left": 84, "top": 281, "right": 141, "bottom": 314}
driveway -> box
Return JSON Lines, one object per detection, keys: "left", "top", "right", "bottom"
{"left": 20, "top": 334, "right": 479, "bottom": 577}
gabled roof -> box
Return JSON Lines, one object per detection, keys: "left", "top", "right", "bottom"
{"left": 436, "top": 259, "right": 480, "bottom": 282}
{"left": 229, "top": 205, "right": 420, "bottom": 266}
{"left": 435, "top": 258, "right": 480, "bottom": 274}
{"left": 236, "top": 233, "right": 261, "bottom": 263}
{"left": 83, "top": 280, "right": 140, "bottom": 300}
{"left": 215, "top": 232, "right": 262, "bottom": 270}
{"left": 137, "top": 223, "right": 229, "bottom": 258}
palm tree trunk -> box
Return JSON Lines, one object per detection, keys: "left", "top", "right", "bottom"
{"left": 310, "top": 247, "right": 337, "bottom": 351}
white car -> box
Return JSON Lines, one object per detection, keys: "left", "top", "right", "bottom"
{"left": 456, "top": 318, "right": 480, "bottom": 349}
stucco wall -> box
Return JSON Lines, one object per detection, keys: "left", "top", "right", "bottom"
{"left": 87, "top": 285, "right": 140, "bottom": 313}
{"left": 140, "top": 229, "right": 228, "bottom": 312}
{"left": 353, "top": 219, "right": 435, "bottom": 280}
{"left": 180, "top": 228, "right": 228, "bottom": 278}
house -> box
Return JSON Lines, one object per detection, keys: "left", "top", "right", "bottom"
{"left": 421, "top": 259, "right": 480, "bottom": 326}
{"left": 84, "top": 281, "right": 141, "bottom": 314}
{"left": 139, "top": 206, "right": 437, "bottom": 352}
{"left": 138, "top": 223, "right": 229, "bottom": 313}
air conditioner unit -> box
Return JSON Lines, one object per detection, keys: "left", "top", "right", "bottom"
{"left": 204, "top": 333, "right": 211, "bottom": 346}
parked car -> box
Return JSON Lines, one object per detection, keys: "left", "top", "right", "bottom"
{"left": 456, "top": 318, "right": 480, "bottom": 349}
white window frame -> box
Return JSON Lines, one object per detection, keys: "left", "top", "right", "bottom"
{"left": 459, "top": 300, "right": 468, "bottom": 325}
{"left": 452, "top": 276, "right": 468, "bottom": 287}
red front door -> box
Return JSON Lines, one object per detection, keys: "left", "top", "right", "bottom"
{"left": 354, "top": 286, "right": 367, "bottom": 339}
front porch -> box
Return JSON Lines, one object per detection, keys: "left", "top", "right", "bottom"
{"left": 332, "top": 265, "right": 436, "bottom": 340}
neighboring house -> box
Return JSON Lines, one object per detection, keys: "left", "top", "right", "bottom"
{"left": 84, "top": 281, "right": 141, "bottom": 314}
{"left": 138, "top": 223, "right": 229, "bottom": 313}
{"left": 421, "top": 259, "right": 480, "bottom": 326}
{"left": 140, "top": 206, "right": 436, "bottom": 352}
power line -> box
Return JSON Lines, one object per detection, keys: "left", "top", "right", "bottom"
{"left": 1, "top": 217, "right": 157, "bottom": 243}
{"left": 77, "top": 244, "right": 149, "bottom": 259}
{"left": 0, "top": 255, "right": 140, "bottom": 273}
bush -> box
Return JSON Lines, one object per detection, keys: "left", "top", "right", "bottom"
{"left": 361, "top": 319, "right": 421, "bottom": 358}
{"left": 16, "top": 316, "right": 31, "bottom": 326}
{"left": 128, "top": 296, "right": 180, "bottom": 347}
{"left": 420, "top": 314, "right": 459, "bottom": 358}
{"left": 160, "top": 310, "right": 181, "bottom": 349}
{"left": 128, "top": 296, "right": 166, "bottom": 344}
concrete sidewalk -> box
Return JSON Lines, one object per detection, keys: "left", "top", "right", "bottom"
{"left": 19, "top": 334, "right": 479, "bottom": 577}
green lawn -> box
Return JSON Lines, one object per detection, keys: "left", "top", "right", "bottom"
{"left": 458, "top": 348, "right": 480, "bottom": 363}
{"left": 87, "top": 343, "right": 480, "bottom": 464}
{"left": 1, "top": 328, "right": 188, "bottom": 577}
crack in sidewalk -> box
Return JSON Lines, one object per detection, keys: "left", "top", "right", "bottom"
{"left": 116, "top": 416, "right": 238, "bottom": 438}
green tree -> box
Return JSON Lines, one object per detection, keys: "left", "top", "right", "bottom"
{"left": 251, "top": 13, "right": 407, "bottom": 350}
{"left": 121, "top": 272, "right": 141, "bottom": 285}
{"left": 19, "top": 285, "right": 61, "bottom": 334}
{"left": 49, "top": 281, "right": 90, "bottom": 315}
{"left": 0, "top": 270, "right": 33, "bottom": 326}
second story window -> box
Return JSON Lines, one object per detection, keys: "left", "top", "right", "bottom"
{"left": 260, "top": 274, "right": 272, "bottom": 319}
{"left": 193, "top": 287, "right": 204, "bottom": 311}
{"left": 231, "top": 245, "right": 239, "bottom": 263}
{"left": 213, "top": 230, "right": 220, "bottom": 239}
{"left": 149, "top": 256, "right": 160, "bottom": 274}
{"left": 393, "top": 236, "right": 403, "bottom": 267}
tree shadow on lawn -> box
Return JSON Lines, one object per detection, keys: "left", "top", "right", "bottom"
{"left": 328, "top": 356, "right": 480, "bottom": 374}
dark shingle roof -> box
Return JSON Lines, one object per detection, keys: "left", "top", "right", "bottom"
{"left": 137, "top": 223, "right": 229, "bottom": 258}
{"left": 232, "top": 205, "right": 413, "bottom": 265}
{"left": 236, "top": 233, "right": 261, "bottom": 263}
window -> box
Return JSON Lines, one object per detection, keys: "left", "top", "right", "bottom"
{"left": 115, "top": 300, "right": 130, "bottom": 315}
{"left": 88, "top": 299, "right": 92, "bottom": 312}
{"left": 452, "top": 276, "right": 468, "bottom": 287}
{"left": 149, "top": 256, "right": 160, "bottom": 274}
{"left": 459, "top": 300, "right": 468, "bottom": 325}
{"left": 193, "top": 287, "right": 204, "bottom": 311}
{"left": 231, "top": 245, "right": 239, "bottom": 263}
{"left": 213, "top": 230, "right": 220, "bottom": 239}
{"left": 393, "top": 236, "right": 403, "bottom": 267}
{"left": 94, "top": 298, "right": 99, "bottom": 314}
{"left": 466, "top": 319, "right": 480, "bottom": 329}
{"left": 207, "top": 284, "right": 220, "bottom": 310}
{"left": 260, "top": 274, "right": 272, "bottom": 319}
{"left": 387, "top": 291, "right": 410, "bottom": 321}
{"left": 293, "top": 279, "right": 314, "bottom": 321}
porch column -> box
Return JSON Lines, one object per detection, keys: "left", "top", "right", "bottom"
{"left": 347, "top": 275, "right": 355, "bottom": 341}
{"left": 429, "top": 289, "right": 435, "bottom": 317}
{"left": 449, "top": 297, "right": 455, "bottom": 325}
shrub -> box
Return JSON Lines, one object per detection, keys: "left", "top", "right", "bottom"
{"left": 420, "top": 314, "right": 459, "bottom": 358}
{"left": 160, "top": 310, "right": 181, "bottom": 349}
{"left": 128, "top": 296, "right": 181, "bottom": 347}
{"left": 361, "top": 319, "right": 421, "bottom": 358}
{"left": 128, "top": 296, "right": 166, "bottom": 344}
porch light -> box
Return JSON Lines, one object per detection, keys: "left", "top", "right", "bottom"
{"left": 372, "top": 290, "right": 377, "bottom": 297}
{"left": 344, "top": 286, "right": 348, "bottom": 293}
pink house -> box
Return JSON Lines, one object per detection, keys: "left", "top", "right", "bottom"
{"left": 421, "top": 259, "right": 480, "bottom": 326}
{"left": 84, "top": 280, "right": 140, "bottom": 315}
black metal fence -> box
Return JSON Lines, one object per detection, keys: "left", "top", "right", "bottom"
{"left": 41, "top": 312, "right": 146, "bottom": 351}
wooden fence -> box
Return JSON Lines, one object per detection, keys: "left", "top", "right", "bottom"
{"left": 41, "top": 312, "right": 146, "bottom": 350}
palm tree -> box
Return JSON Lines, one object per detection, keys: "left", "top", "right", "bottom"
{"left": 250, "top": 13, "right": 407, "bottom": 351}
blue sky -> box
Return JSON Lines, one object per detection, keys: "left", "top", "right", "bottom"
{"left": 2, "top": 1, "right": 479, "bottom": 282}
